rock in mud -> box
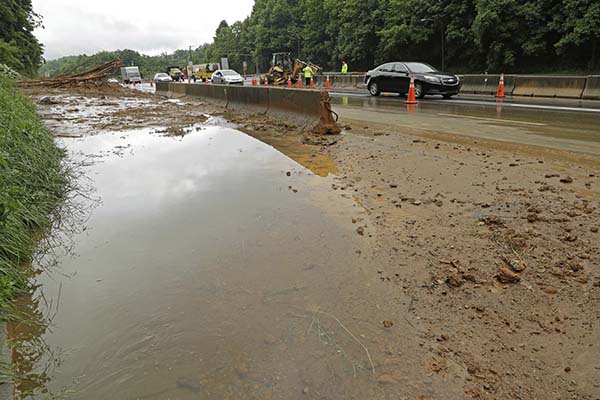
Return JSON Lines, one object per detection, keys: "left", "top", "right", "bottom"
{"left": 382, "top": 320, "right": 394, "bottom": 328}
{"left": 356, "top": 226, "right": 365, "bottom": 236}
{"left": 507, "top": 259, "right": 527, "bottom": 272}
{"left": 446, "top": 273, "right": 463, "bottom": 288}
{"left": 496, "top": 266, "right": 521, "bottom": 283}
{"left": 480, "top": 215, "right": 504, "bottom": 226}
{"left": 560, "top": 176, "right": 573, "bottom": 183}
{"left": 377, "top": 374, "right": 397, "bottom": 384}
{"left": 38, "top": 96, "right": 61, "bottom": 105}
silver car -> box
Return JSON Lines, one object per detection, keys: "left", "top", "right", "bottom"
{"left": 153, "top": 73, "right": 172, "bottom": 83}
{"left": 211, "top": 69, "right": 244, "bottom": 85}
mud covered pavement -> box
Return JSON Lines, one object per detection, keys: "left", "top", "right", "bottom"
{"left": 324, "top": 120, "right": 600, "bottom": 398}
{"left": 13, "top": 84, "right": 600, "bottom": 399}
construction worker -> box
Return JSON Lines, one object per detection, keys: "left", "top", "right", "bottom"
{"left": 303, "top": 65, "right": 313, "bottom": 87}
{"left": 341, "top": 60, "right": 348, "bottom": 74}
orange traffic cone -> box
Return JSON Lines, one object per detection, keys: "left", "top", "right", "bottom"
{"left": 298, "top": 79, "right": 303, "bottom": 89}
{"left": 496, "top": 73, "right": 505, "bottom": 98}
{"left": 405, "top": 76, "right": 418, "bottom": 104}
{"left": 252, "top": 78, "right": 257, "bottom": 86}
{"left": 310, "top": 77, "right": 315, "bottom": 89}
{"left": 287, "top": 77, "right": 292, "bottom": 88}
{"left": 325, "top": 76, "right": 331, "bottom": 90}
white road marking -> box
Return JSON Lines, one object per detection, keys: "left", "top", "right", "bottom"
{"left": 436, "top": 113, "right": 547, "bottom": 126}
{"left": 449, "top": 99, "right": 600, "bottom": 113}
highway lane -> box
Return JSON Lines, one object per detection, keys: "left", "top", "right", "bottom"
{"left": 330, "top": 92, "right": 600, "bottom": 156}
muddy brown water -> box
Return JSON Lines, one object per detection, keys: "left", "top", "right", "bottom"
{"left": 11, "top": 122, "right": 412, "bottom": 399}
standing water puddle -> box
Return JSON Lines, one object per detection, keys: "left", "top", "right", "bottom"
{"left": 10, "top": 123, "right": 391, "bottom": 399}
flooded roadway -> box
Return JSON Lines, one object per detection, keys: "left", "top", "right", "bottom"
{"left": 12, "top": 119, "right": 405, "bottom": 399}
{"left": 331, "top": 93, "right": 600, "bottom": 155}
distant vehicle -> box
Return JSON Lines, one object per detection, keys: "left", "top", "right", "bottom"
{"left": 165, "top": 66, "right": 183, "bottom": 82}
{"left": 107, "top": 78, "right": 119, "bottom": 84}
{"left": 120, "top": 66, "right": 142, "bottom": 84}
{"left": 365, "top": 62, "right": 461, "bottom": 99}
{"left": 153, "top": 73, "right": 171, "bottom": 83}
{"left": 193, "top": 63, "right": 220, "bottom": 82}
{"left": 211, "top": 69, "right": 244, "bottom": 85}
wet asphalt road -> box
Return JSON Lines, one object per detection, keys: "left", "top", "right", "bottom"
{"left": 144, "top": 81, "right": 600, "bottom": 155}
{"left": 330, "top": 91, "right": 600, "bottom": 156}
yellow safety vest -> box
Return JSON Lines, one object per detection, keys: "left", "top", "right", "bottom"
{"left": 303, "top": 66, "right": 313, "bottom": 78}
{"left": 341, "top": 63, "right": 348, "bottom": 74}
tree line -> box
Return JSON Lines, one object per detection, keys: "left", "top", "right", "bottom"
{"left": 207, "top": 0, "right": 600, "bottom": 73}
{"left": 39, "top": 0, "right": 600, "bottom": 78}
{"left": 0, "top": 0, "right": 43, "bottom": 77}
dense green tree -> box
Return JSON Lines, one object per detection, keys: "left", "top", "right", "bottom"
{"left": 0, "top": 0, "right": 44, "bottom": 76}
{"left": 553, "top": 0, "right": 600, "bottom": 69}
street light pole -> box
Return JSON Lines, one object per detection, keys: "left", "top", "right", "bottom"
{"left": 440, "top": 23, "right": 445, "bottom": 71}
{"left": 421, "top": 18, "right": 445, "bottom": 71}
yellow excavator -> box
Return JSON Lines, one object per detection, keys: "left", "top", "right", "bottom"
{"left": 259, "top": 52, "right": 321, "bottom": 85}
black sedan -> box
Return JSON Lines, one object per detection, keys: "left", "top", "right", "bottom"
{"left": 365, "top": 62, "right": 461, "bottom": 99}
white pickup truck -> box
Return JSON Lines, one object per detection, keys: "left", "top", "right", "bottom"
{"left": 120, "top": 66, "right": 142, "bottom": 84}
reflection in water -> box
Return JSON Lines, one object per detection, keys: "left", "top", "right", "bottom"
{"left": 8, "top": 290, "right": 53, "bottom": 398}
{"left": 7, "top": 155, "right": 97, "bottom": 399}
{"left": 12, "top": 124, "right": 381, "bottom": 399}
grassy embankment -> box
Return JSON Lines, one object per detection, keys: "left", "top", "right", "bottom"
{"left": 0, "top": 74, "right": 67, "bottom": 321}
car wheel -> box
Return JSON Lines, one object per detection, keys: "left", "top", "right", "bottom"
{"left": 414, "top": 82, "right": 425, "bottom": 99}
{"left": 442, "top": 94, "right": 455, "bottom": 99}
{"left": 368, "top": 81, "right": 381, "bottom": 96}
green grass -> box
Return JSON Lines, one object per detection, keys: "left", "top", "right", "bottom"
{"left": 0, "top": 74, "right": 68, "bottom": 322}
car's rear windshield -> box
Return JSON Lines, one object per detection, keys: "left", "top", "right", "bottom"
{"left": 221, "top": 70, "right": 238, "bottom": 76}
{"left": 405, "top": 63, "right": 437, "bottom": 73}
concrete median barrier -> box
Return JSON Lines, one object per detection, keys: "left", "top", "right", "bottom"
{"left": 330, "top": 75, "right": 365, "bottom": 89}
{"left": 226, "top": 85, "right": 270, "bottom": 114}
{"left": 186, "top": 84, "right": 228, "bottom": 107}
{"left": 582, "top": 75, "right": 600, "bottom": 100}
{"left": 267, "top": 87, "right": 322, "bottom": 128}
{"left": 170, "top": 82, "right": 187, "bottom": 98}
{"left": 512, "top": 75, "right": 586, "bottom": 98}
{"left": 155, "top": 81, "right": 170, "bottom": 97}
{"left": 155, "top": 82, "right": 340, "bottom": 134}
{"left": 459, "top": 74, "right": 516, "bottom": 95}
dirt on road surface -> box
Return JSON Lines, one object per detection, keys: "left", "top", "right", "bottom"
{"left": 19, "top": 85, "right": 600, "bottom": 399}
{"left": 322, "top": 119, "right": 600, "bottom": 399}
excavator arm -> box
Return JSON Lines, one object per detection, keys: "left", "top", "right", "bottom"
{"left": 291, "top": 59, "right": 322, "bottom": 81}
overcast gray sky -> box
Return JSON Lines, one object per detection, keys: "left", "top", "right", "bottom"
{"left": 32, "top": 0, "right": 255, "bottom": 60}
